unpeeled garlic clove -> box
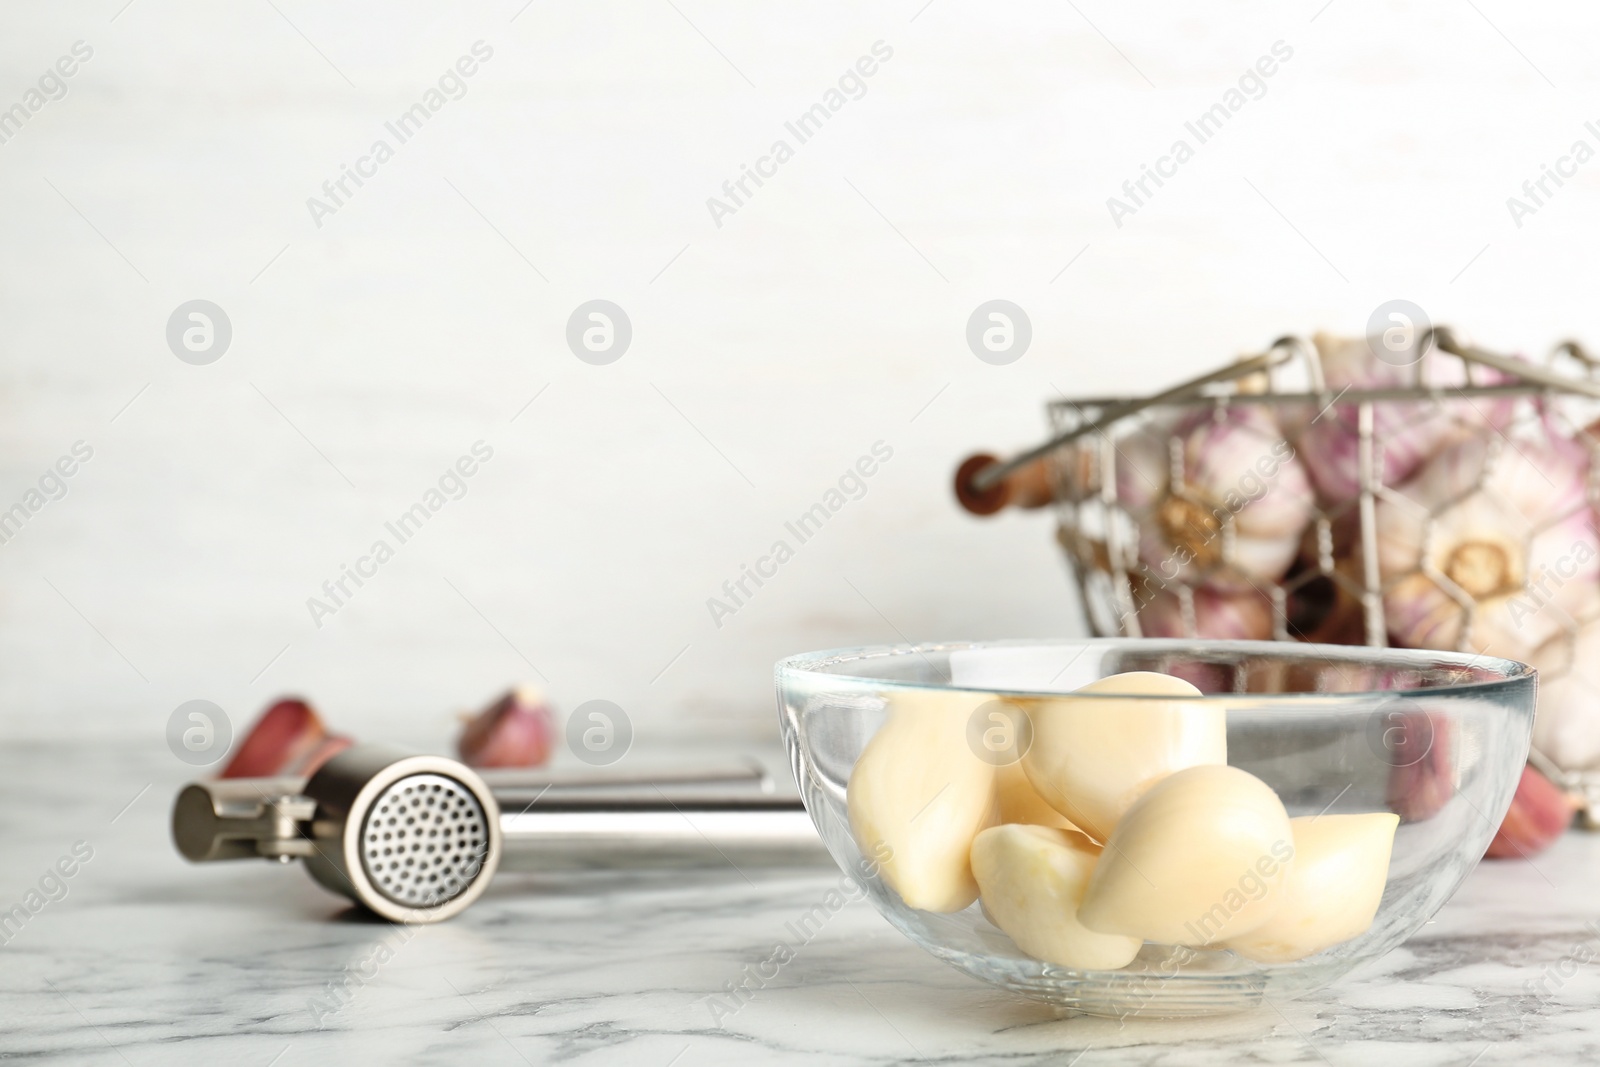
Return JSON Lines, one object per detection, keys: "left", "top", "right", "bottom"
{"left": 221, "top": 698, "right": 350, "bottom": 779}
{"left": 1020, "top": 672, "right": 1225, "bottom": 841}
{"left": 1077, "top": 764, "right": 1293, "bottom": 945}
{"left": 1222, "top": 813, "right": 1399, "bottom": 962}
{"left": 971, "top": 824, "right": 1142, "bottom": 970}
{"left": 1485, "top": 765, "right": 1576, "bottom": 860}
{"left": 847, "top": 690, "right": 998, "bottom": 912}
{"left": 457, "top": 685, "right": 555, "bottom": 769}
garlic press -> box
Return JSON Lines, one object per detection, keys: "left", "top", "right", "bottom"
{"left": 172, "top": 744, "right": 824, "bottom": 923}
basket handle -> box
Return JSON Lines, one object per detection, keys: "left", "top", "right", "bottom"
{"left": 953, "top": 453, "right": 1054, "bottom": 516}
{"left": 953, "top": 342, "right": 1299, "bottom": 516}
{"left": 1432, "top": 327, "right": 1600, "bottom": 400}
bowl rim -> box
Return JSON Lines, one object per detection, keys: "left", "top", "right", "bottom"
{"left": 774, "top": 637, "right": 1535, "bottom": 700}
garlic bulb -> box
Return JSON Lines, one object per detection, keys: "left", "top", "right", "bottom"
{"left": 1134, "top": 582, "right": 1276, "bottom": 641}
{"left": 1019, "top": 671, "right": 1225, "bottom": 842}
{"left": 1077, "top": 764, "right": 1294, "bottom": 945}
{"left": 1223, "top": 813, "right": 1399, "bottom": 962}
{"left": 1375, "top": 431, "right": 1598, "bottom": 658}
{"left": 1297, "top": 332, "right": 1518, "bottom": 504}
{"left": 970, "top": 824, "right": 1142, "bottom": 970}
{"left": 1055, "top": 416, "right": 1169, "bottom": 506}
{"left": 1114, "top": 406, "right": 1312, "bottom": 589}
{"left": 847, "top": 690, "right": 998, "bottom": 912}
{"left": 1112, "top": 419, "right": 1173, "bottom": 513}
{"left": 1530, "top": 628, "right": 1600, "bottom": 770}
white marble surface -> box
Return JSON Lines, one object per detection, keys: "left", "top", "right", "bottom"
{"left": 7, "top": 738, "right": 1600, "bottom": 1066}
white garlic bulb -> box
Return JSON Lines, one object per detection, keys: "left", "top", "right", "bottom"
{"left": 1112, "top": 420, "right": 1173, "bottom": 514}
{"left": 1531, "top": 628, "right": 1600, "bottom": 770}
{"left": 1297, "top": 332, "right": 1518, "bottom": 504}
{"left": 1375, "top": 431, "right": 1598, "bottom": 658}
{"left": 1133, "top": 583, "right": 1277, "bottom": 641}
{"left": 1115, "top": 407, "right": 1312, "bottom": 589}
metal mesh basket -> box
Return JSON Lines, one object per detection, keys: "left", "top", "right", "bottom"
{"left": 1038, "top": 329, "right": 1600, "bottom": 815}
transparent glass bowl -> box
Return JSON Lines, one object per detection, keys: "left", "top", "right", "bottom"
{"left": 775, "top": 639, "right": 1535, "bottom": 1017}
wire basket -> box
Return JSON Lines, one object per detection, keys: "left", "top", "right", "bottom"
{"left": 1032, "top": 329, "right": 1600, "bottom": 818}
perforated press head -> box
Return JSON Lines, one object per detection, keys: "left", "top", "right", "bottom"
{"left": 359, "top": 772, "right": 492, "bottom": 909}
{"left": 301, "top": 747, "right": 502, "bottom": 922}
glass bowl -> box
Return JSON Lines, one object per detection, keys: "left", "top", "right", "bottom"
{"left": 775, "top": 638, "right": 1535, "bottom": 1017}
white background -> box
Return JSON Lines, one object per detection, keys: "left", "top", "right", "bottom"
{"left": 1, "top": 0, "right": 1593, "bottom": 747}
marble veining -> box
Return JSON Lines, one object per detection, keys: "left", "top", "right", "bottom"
{"left": 4, "top": 739, "right": 1600, "bottom": 1065}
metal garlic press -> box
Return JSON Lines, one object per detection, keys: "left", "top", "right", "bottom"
{"left": 172, "top": 744, "right": 825, "bottom": 923}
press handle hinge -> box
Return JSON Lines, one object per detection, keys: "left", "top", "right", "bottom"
{"left": 172, "top": 779, "right": 318, "bottom": 863}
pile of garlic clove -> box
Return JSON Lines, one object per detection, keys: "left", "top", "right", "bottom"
{"left": 847, "top": 672, "right": 1399, "bottom": 970}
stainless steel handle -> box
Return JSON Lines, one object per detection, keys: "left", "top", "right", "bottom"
{"left": 496, "top": 795, "right": 821, "bottom": 870}
{"left": 172, "top": 745, "right": 826, "bottom": 921}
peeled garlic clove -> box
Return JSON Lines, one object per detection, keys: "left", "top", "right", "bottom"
{"left": 457, "top": 685, "right": 556, "bottom": 768}
{"left": 1078, "top": 764, "right": 1293, "bottom": 945}
{"left": 847, "top": 690, "right": 998, "bottom": 912}
{"left": 1020, "top": 672, "right": 1225, "bottom": 841}
{"left": 971, "top": 824, "right": 1142, "bottom": 970}
{"left": 1223, "top": 813, "right": 1399, "bottom": 963}
{"left": 1485, "top": 765, "right": 1575, "bottom": 860}
{"left": 995, "top": 760, "right": 1077, "bottom": 830}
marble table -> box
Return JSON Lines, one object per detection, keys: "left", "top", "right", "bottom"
{"left": 5, "top": 738, "right": 1600, "bottom": 1066}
